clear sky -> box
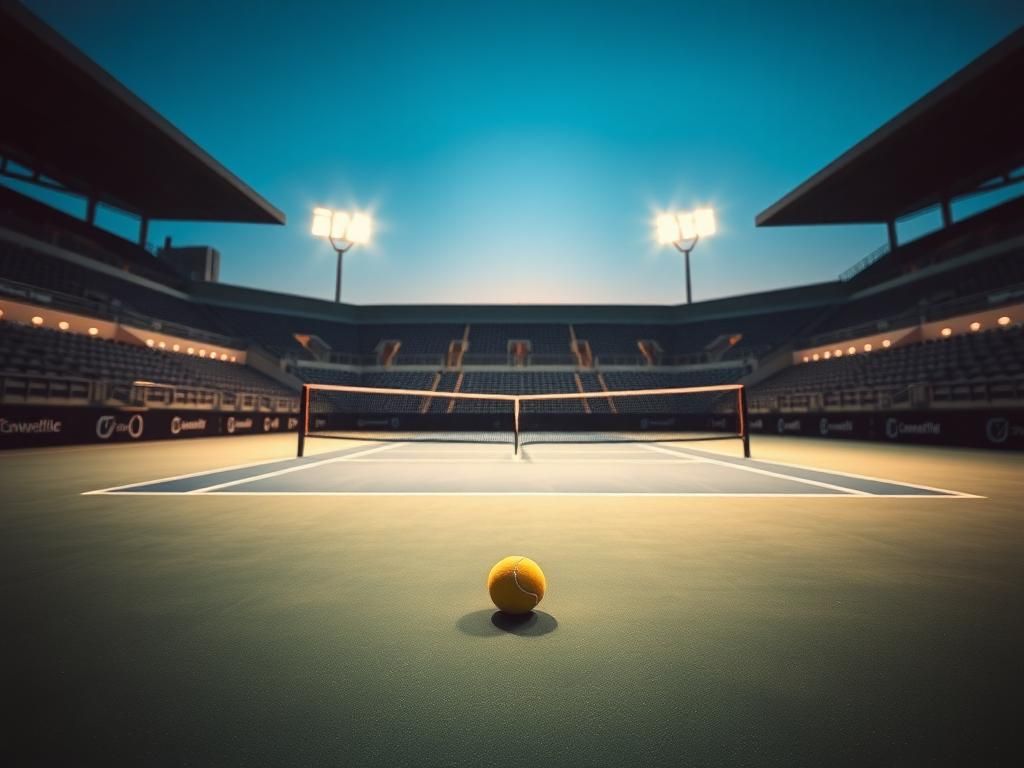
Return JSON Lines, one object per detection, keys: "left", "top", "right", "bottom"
{"left": 21, "top": 0, "right": 1024, "bottom": 305}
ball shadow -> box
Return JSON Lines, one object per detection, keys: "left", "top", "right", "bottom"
{"left": 456, "top": 609, "right": 558, "bottom": 637}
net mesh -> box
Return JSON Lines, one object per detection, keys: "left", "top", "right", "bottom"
{"left": 300, "top": 384, "right": 748, "bottom": 455}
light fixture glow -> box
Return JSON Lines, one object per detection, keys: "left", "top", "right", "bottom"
{"left": 864, "top": 343, "right": 872, "bottom": 352}
{"left": 146, "top": 339, "right": 155, "bottom": 347}
{"left": 802, "top": 356, "right": 809, "bottom": 363}
{"left": 940, "top": 327, "right": 952, "bottom": 337}
{"left": 158, "top": 341, "right": 166, "bottom": 349}
{"left": 693, "top": 208, "right": 717, "bottom": 237}
{"left": 969, "top": 321, "right": 981, "bottom": 332}
{"left": 812, "top": 353, "right": 820, "bottom": 361}
{"left": 656, "top": 214, "right": 680, "bottom": 244}
{"left": 823, "top": 351, "right": 831, "bottom": 359}
{"left": 199, "top": 349, "right": 206, "bottom": 357}
{"left": 677, "top": 213, "right": 698, "bottom": 240}
{"left": 88, "top": 327, "right": 99, "bottom": 336}
{"left": 230, "top": 356, "right": 237, "bottom": 363}
{"left": 330, "top": 211, "right": 352, "bottom": 240}
{"left": 187, "top": 347, "right": 195, "bottom": 355}
{"left": 58, "top": 321, "right": 70, "bottom": 330}
{"left": 834, "top": 349, "right": 842, "bottom": 357}
{"left": 998, "top": 315, "right": 1011, "bottom": 326}
{"left": 847, "top": 346, "right": 856, "bottom": 354}
{"left": 311, "top": 207, "right": 332, "bottom": 237}
{"left": 347, "top": 213, "right": 373, "bottom": 245}
{"left": 882, "top": 339, "right": 891, "bottom": 348}
{"left": 31, "top": 315, "right": 44, "bottom": 326}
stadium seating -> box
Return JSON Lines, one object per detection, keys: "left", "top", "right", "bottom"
{"left": 454, "top": 371, "right": 581, "bottom": 412}
{"left": 358, "top": 324, "right": 462, "bottom": 361}
{"left": 575, "top": 324, "right": 672, "bottom": 359}
{"left": 0, "top": 321, "right": 292, "bottom": 398}
{"left": 0, "top": 242, "right": 229, "bottom": 339}
{"left": 752, "top": 325, "right": 1024, "bottom": 410}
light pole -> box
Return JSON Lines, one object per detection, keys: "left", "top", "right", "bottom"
{"left": 311, "top": 207, "right": 373, "bottom": 302}
{"left": 656, "top": 207, "right": 716, "bottom": 304}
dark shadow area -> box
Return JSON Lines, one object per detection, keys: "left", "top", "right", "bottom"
{"left": 456, "top": 609, "right": 558, "bottom": 637}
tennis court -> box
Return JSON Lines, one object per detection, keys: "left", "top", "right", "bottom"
{"left": 5, "top": 432, "right": 1021, "bottom": 767}
{"left": 85, "top": 437, "right": 978, "bottom": 498}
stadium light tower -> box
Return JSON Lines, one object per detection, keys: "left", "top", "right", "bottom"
{"left": 311, "top": 207, "right": 373, "bottom": 302}
{"left": 656, "top": 207, "right": 716, "bottom": 304}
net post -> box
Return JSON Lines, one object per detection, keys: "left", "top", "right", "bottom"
{"left": 297, "top": 384, "right": 309, "bottom": 457}
{"left": 738, "top": 385, "right": 751, "bottom": 458}
{"left": 513, "top": 397, "right": 520, "bottom": 455}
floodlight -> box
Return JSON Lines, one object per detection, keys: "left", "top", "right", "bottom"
{"left": 655, "top": 206, "right": 717, "bottom": 304}
{"left": 678, "top": 213, "right": 698, "bottom": 241}
{"left": 694, "top": 208, "right": 716, "bottom": 237}
{"left": 347, "top": 213, "right": 373, "bottom": 245}
{"left": 311, "top": 207, "right": 332, "bottom": 237}
{"left": 330, "top": 210, "right": 352, "bottom": 239}
{"left": 311, "top": 205, "right": 375, "bottom": 302}
{"left": 656, "top": 214, "right": 680, "bottom": 245}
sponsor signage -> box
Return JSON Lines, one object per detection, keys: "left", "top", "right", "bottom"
{"left": 747, "top": 409, "right": 1024, "bottom": 449}
{"left": 0, "top": 407, "right": 296, "bottom": 449}
{"left": 96, "top": 413, "right": 145, "bottom": 441}
{"left": 170, "top": 416, "right": 209, "bottom": 436}
{"left": 0, "top": 416, "right": 62, "bottom": 435}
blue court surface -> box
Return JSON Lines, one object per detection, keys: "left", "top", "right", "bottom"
{"left": 84, "top": 439, "right": 979, "bottom": 498}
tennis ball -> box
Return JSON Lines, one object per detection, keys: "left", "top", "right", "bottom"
{"left": 487, "top": 556, "right": 546, "bottom": 614}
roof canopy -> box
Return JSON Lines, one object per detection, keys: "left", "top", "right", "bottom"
{"left": 757, "top": 27, "right": 1024, "bottom": 227}
{"left": 0, "top": 1, "right": 284, "bottom": 224}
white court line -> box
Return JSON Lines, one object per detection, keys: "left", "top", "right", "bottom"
{"left": 354, "top": 458, "right": 702, "bottom": 465}
{"left": 85, "top": 491, "right": 981, "bottom": 498}
{"left": 723, "top": 455, "right": 984, "bottom": 498}
{"left": 184, "top": 442, "right": 408, "bottom": 494}
{"left": 640, "top": 443, "right": 872, "bottom": 496}
{"left": 82, "top": 455, "right": 305, "bottom": 495}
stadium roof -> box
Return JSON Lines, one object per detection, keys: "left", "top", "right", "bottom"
{"left": 0, "top": 1, "right": 284, "bottom": 224}
{"left": 756, "top": 26, "right": 1024, "bottom": 227}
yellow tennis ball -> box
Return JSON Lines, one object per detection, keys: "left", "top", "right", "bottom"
{"left": 487, "top": 556, "right": 546, "bottom": 614}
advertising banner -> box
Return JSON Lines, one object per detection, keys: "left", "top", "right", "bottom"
{"left": 0, "top": 406, "right": 297, "bottom": 449}
{"left": 747, "top": 410, "right": 1024, "bottom": 449}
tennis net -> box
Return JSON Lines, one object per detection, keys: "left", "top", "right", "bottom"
{"left": 298, "top": 383, "right": 750, "bottom": 457}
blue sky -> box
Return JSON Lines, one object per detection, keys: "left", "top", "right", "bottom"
{"left": 21, "top": 0, "right": 1024, "bottom": 304}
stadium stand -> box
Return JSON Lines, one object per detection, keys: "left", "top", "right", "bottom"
{"left": 575, "top": 324, "right": 672, "bottom": 361}
{"left": 358, "top": 324, "right": 462, "bottom": 362}
{"left": 751, "top": 324, "right": 1024, "bottom": 411}
{"left": 1, "top": 4, "right": 1021, "bottom": 451}
{"left": 0, "top": 239, "right": 230, "bottom": 341}
{"left": 0, "top": 321, "right": 293, "bottom": 408}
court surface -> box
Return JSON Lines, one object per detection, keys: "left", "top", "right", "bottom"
{"left": 85, "top": 437, "right": 978, "bottom": 498}
{"left": 3, "top": 434, "right": 1021, "bottom": 767}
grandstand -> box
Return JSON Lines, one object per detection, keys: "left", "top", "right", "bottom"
{"left": 8, "top": 11, "right": 1016, "bottom": 457}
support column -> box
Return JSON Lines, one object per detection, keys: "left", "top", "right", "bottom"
{"left": 86, "top": 198, "right": 97, "bottom": 225}
{"left": 886, "top": 219, "right": 898, "bottom": 252}
{"left": 685, "top": 251, "right": 692, "bottom": 304}
{"left": 335, "top": 250, "right": 344, "bottom": 303}
{"left": 138, "top": 215, "right": 149, "bottom": 248}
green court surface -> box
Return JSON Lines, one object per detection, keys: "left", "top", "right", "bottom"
{"left": 2, "top": 434, "right": 1021, "bottom": 766}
